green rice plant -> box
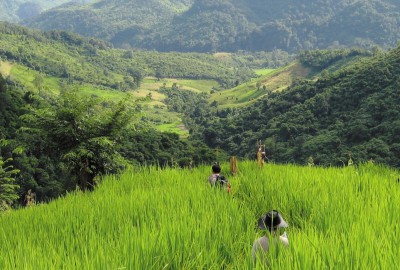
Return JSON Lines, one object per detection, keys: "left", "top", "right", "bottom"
{"left": 0, "top": 161, "right": 399, "bottom": 269}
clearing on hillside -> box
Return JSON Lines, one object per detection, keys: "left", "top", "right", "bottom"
{"left": 0, "top": 61, "right": 13, "bottom": 77}
{"left": 209, "top": 62, "right": 311, "bottom": 108}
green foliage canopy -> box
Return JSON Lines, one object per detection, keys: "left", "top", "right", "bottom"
{"left": 20, "top": 90, "right": 137, "bottom": 190}
{"left": 0, "top": 157, "right": 19, "bottom": 211}
{"left": 189, "top": 47, "right": 400, "bottom": 167}
{"left": 23, "top": 0, "right": 400, "bottom": 53}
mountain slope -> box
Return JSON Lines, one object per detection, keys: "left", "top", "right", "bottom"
{"left": 0, "top": 22, "right": 248, "bottom": 88}
{"left": 25, "top": 0, "right": 194, "bottom": 43}
{"left": 138, "top": 0, "right": 254, "bottom": 52}
{"left": 24, "top": 0, "right": 400, "bottom": 52}
{"left": 0, "top": 0, "right": 94, "bottom": 22}
{"left": 190, "top": 47, "right": 400, "bottom": 166}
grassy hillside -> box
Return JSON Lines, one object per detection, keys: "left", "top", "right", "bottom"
{"left": 208, "top": 49, "right": 367, "bottom": 109}
{"left": 0, "top": 22, "right": 370, "bottom": 141}
{"left": 0, "top": 22, "right": 298, "bottom": 137}
{"left": 1, "top": 58, "right": 228, "bottom": 137}
{"left": 0, "top": 22, "right": 249, "bottom": 87}
{"left": 1, "top": 57, "right": 313, "bottom": 127}
{"left": 1, "top": 161, "right": 399, "bottom": 268}
{"left": 0, "top": 22, "right": 261, "bottom": 135}
{"left": 209, "top": 63, "right": 311, "bottom": 109}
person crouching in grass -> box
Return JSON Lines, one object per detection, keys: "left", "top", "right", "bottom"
{"left": 252, "top": 210, "right": 289, "bottom": 264}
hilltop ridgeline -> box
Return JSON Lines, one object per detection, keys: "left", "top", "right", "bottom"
{"left": 19, "top": 0, "right": 400, "bottom": 53}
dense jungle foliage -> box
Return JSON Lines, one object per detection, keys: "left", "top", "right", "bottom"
{"left": 184, "top": 47, "right": 400, "bottom": 167}
{"left": 22, "top": 0, "right": 400, "bottom": 53}
{"left": 0, "top": 74, "right": 217, "bottom": 206}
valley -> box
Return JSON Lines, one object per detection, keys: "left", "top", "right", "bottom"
{"left": 1, "top": 3, "right": 400, "bottom": 269}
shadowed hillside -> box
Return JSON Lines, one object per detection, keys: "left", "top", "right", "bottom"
{"left": 24, "top": 0, "right": 400, "bottom": 52}
{"left": 0, "top": 0, "right": 94, "bottom": 22}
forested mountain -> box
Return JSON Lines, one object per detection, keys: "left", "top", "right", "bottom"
{"left": 0, "top": 0, "right": 94, "bottom": 22}
{"left": 22, "top": 0, "right": 194, "bottom": 44}
{"left": 0, "top": 22, "right": 229, "bottom": 205}
{"left": 188, "top": 47, "right": 400, "bottom": 167}
{"left": 24, "top": 0, "right": 400, "bottom": 52}
{"left": 1, "top": 16, "right": 399, "bottom": 211}
{"left": 0, "top": 22, "right": 254, "bottom": 88}
{"left": 1, "top": 22, "right": 294, "bottom": 206}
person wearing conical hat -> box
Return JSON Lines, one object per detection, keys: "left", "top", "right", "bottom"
{"left": 252, "top": 210, "right": 289, "bottom": 262}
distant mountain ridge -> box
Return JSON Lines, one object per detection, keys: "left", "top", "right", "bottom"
{"left": 0, "top": 0, "right": 94, "bottom": 22}
{"left": 23, "top": 0, "right": 400, "bottom": 53}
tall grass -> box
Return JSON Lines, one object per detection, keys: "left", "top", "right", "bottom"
{"left": 0, "top": 161, "right": 399, "bottom": 269}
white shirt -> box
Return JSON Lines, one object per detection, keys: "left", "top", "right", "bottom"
{"left": 252, "top": 232, "right": 289, "bottom": 261}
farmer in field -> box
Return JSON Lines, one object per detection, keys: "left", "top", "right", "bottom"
{"left": 252, "top": 210, "right": 289, "bottom": 262}
{"left": 208, "top": 163, "right": 231, "bottom": 193}
{"left": 257, "top": 140, "right": 268, "bottom": 167}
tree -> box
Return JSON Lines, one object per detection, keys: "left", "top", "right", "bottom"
{"left": 0, "top": 157, "right": 19, "bottom": 211}
{"left": 127, "top": 68, "right": 143, "bottom": 88}
{"left": 33, "top": 73, "right": 44, "bottom": 93}
{"left": 21, "top": 90, "right": 138, "bottom": 190}
{"left": 256, "top": 81, "right": 261, "bottom": 90}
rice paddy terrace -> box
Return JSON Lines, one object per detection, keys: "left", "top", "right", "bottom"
{"left": 1, "top": 161, "right": 399, "bottom": 269}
